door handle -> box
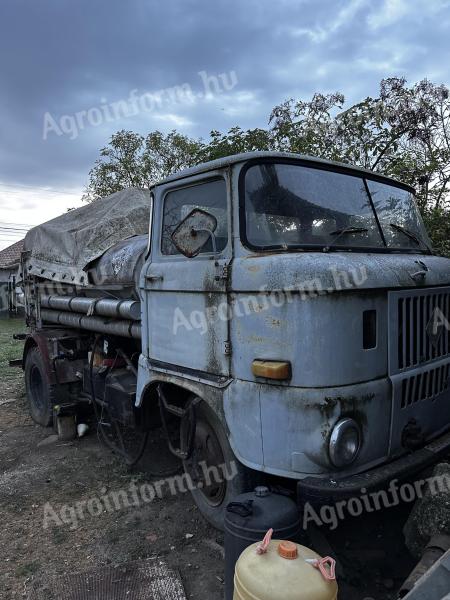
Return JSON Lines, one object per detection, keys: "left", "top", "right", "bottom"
{"left": 146, "top": 274, "right": 164, "bottom": 282}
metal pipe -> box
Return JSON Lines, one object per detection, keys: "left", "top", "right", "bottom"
{"left": 41, "top": 294, "right": 141, "bottom": 321}
{"left": 40, "top": 309, "right": 141, "bottom": 339}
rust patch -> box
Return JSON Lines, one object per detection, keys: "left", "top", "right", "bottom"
{"left": 321, "top": 421, "right": 332, "bottom": 441}
{"left": 316, "top": 396, "right": 338, "bottom": 420}
{"left": 202, "top": 270, "right": 223, "bottom": 375}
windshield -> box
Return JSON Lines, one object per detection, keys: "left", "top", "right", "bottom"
{"left": 366, "top": 180, "right": 431, "bottom": 251}
{"left": 242, "top": 162, "right": 432, "bottom": 253}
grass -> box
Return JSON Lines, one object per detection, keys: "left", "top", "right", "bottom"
{"left": 0, "top": 315, "right": 26, "bottom": 383}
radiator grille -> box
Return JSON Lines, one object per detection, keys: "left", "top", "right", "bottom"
{"left": 397, "top": 290, "right": 450, "bottom": 370}
{"left": 401, "top": 362, "right": 450, "bottom": 408}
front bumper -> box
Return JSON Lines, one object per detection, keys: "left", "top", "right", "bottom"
{"left": 297, "top": 428, "right": 450, "bottom": 502}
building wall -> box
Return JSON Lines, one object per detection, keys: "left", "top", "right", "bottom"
{"left": 0, "top": 268, "right": 11, "bottom": 284}
{"left": 0, "top": 282, "right": 9, "bottom": 312}
{"left": 0, "top": 268, "right": 20, "bottom": 312}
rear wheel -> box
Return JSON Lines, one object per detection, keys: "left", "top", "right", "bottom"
{"left": 182, "top": 400, "right": 258, "bottom": 531}
{"left": 24, "top": 347, "right": 56, "bottom": 427}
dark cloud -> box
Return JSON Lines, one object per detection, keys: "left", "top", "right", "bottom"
{"left": 0, "top": 0, "right": 449, "bottom": 191}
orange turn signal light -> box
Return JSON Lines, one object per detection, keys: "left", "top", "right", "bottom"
{"left": 252, "top": 360, "right": 291, "bottom": 380}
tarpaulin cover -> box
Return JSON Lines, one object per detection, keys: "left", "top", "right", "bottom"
{"left": 23, "top": 188, "right": 151, "bottom": 285}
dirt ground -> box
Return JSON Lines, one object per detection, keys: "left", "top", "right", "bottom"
{"left": 0, "top": 316, "right": 427, "bottom": 600}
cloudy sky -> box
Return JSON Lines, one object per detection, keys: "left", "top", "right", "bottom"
{"left": 0, "top": 0, "right": 449, "bottom": 249}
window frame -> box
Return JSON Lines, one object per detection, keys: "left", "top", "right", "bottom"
{"left": 159, "top": 174, "right": 230, "bottom": 259}
{"left": 238, "top": 157, "right": 427, "bottom": 255}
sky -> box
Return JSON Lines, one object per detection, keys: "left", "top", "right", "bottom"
{"left": 0, "top": 0, "right": 449, "bottom": 249}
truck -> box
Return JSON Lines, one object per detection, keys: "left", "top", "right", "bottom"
{"left": 19, "top": 151, "right": 450, "bottom": 529}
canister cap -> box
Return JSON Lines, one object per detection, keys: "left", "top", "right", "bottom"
{"left": 278, "top": 541, "right": 298, "bottom": 560}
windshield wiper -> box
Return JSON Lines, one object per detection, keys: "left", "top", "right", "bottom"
{"left": 323, "top": 226, "right": 369, "bottom": 252}
{"left": 330, "top": 227, "right": 369, "bottom": 236}
{"left": 389, "top": 223, "right": 433, "bottom": 254}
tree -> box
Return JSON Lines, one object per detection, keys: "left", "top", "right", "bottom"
{"left": 83, "top": 78, "right": 450, "bottom": 255}
{"left": 83, "top": 130, "right": 204, "bottom": 201}
{"left": 422, "top": 206, "right": 450, "bottom": 257}
{"left": 199, "top": 126, "right": 274, "bottom": 162}
{"left": 269, "top": 91, "right": 346, "bottom": 160}
{"left": 142, "top": 130, "right": 205, "bottom": 184}
{"left": 269, "top": 78, "right": 449, "bottom": 209}
{"left": 85, "top": 79, "right": 450, "bottom": 208}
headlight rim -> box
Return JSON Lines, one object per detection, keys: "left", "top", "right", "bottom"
{"left": 329, "top": 417, "right": 361, "bottom": 468}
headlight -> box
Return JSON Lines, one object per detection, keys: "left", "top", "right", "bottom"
{"left": 329, "top": 418, "right": 361, "bottom": 468}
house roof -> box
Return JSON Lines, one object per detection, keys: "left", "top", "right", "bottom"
{"left": 0, "top": 239, "right": 24, "bottom": 269}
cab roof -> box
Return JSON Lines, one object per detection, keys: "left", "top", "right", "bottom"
{"left": 157, "top": 151, "right": 414, "bottom": 192}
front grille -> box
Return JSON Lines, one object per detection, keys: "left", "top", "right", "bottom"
{"left": 389, "top": 287, "right": 450, "bottom": 453}
{"left": 401, "top": 362, "right": 450, "bottom": 408}
{"left": 397, "top": 289, "right": 450, "bottom": 371}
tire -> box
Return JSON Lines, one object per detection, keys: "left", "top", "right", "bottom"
{"left": 182, "top": 399, "right": 259, "bottom": 531}
{"left": 24, "top": 347, "right": 57, "bottom": 427}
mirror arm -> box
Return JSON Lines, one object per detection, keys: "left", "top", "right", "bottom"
{"left": 193, "top": 227, "right": 217, "bottom": 254}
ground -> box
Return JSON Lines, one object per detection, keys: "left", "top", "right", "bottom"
{"left": 0, "top": 317, "right": 225, "bottom": 599}
{"left": 0, "top": 316, "right": 429, "bottom": 599}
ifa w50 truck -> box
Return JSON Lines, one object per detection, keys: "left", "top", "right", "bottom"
{"left": 20, "top": 152, "right": 450, "bottom": 529}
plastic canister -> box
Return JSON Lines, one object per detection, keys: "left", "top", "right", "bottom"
{"left": 234, "top": 539, "right": 338, "bottom": 600}
{"left": 225, "top": 487, "right": 301, "bottom": 600}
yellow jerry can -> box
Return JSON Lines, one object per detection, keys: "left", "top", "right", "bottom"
{"left": 234, "top": 539, "right": 338, "bottom": 600}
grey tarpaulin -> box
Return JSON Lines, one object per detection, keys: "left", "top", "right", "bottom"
{"left": 23, "top": 188, "right": 151, "bottom": 286}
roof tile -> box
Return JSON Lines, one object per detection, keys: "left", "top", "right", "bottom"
{"left": 0, "top": 239, "right": 24, "bottom": 269}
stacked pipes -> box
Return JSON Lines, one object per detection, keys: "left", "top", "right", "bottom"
{"left": 39, "top": 294, "right": 142, "bottom": 339}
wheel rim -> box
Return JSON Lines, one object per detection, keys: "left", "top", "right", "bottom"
{"left": 187, "top": 419, "right": 227, "bottom": 507}
{"left": 29, "top": 365, "right": 45, "bottom": 411}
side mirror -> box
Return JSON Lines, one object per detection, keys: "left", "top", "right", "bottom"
{"left": 171, "top": 208, "right": 218, "bottom": 258}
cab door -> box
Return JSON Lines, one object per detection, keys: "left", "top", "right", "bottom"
{"left": 141, "top": 172, "right": 232, "bottom": 377}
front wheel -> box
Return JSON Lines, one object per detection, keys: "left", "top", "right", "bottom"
{"left": 182, "top": 400, "right": 258, "bottom": 531}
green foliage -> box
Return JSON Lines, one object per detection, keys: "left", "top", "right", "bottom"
{"left": 422, "top": 207, "right": 450, "bottom": 257}
{"left": 269, "top": 92, "right": 346, "bottom": 159}
{"left": 270, "top": 78, "right": 446, "bottom": 191}
{"left": 199, "top": 126, "right": 274, "bottom": 162}
{"left": 142, "top": 130, "right": 205, "bottom": 183}
{"left": 84, "top": 78, "right": 450, "bottom": 255}
{"left": 83, "top": 130, "right": 204, "bottom": 201}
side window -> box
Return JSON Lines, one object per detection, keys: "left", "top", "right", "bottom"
{"left": 161, "top": 178, "right": 228, "bottom": 255}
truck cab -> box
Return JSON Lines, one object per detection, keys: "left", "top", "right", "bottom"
{"left": 137, "top": 152, "right": 450, "bottom": 525}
